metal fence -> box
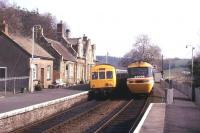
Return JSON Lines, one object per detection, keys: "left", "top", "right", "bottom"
{"left": 160, "top": 78, "right": 191, "bottom": 99}
{"left": 171, "top": 80, "right": 191, "bottom": 99}
{"left": 0, "top": 76, "right": 29, "bottom": 97}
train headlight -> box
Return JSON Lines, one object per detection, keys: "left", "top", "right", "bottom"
{"left": 105, "top": 83, "right": 113, "bottom": 87}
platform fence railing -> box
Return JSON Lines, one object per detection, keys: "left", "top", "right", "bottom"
{"left": 0, "top": 76, "right": 29, "bottom": 97}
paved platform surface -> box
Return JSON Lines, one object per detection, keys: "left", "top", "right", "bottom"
{"left": 138, "top": 88, "right": 200, "bottom": 133}
{"left": 0, "top": 84, "right": 89, "bottom": 114}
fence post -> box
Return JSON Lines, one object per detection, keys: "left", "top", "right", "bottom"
{"left": 166, "top": 88, "right": 174, "bottom": 104}
{"left": 4, "top": 77, "right": 6, "bottom": 96}
{"left": 13, "top": 78, "right": 16, "bottom": 94}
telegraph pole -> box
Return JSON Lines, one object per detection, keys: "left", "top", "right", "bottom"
{"left": 186, "top": 45, "right": 195, "bottom": 101}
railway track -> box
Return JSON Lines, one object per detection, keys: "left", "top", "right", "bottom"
{"left": 12, "top": 100, "right": 106, "bottom": 133}
{"left": 13, "top": 99, "right": 127, "bottom": 133}
{"left": 12, "top": 92, "right": 149, "bottom": 133}
{"left": 44, "top": 100, "right": 126, "bottom": 133}
{"left": 90, "top": 95, "right": 149, "bottom": 133}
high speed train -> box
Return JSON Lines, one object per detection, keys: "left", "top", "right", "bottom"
{"left": 126, "top": 61, "right": 154, "bottom": 94}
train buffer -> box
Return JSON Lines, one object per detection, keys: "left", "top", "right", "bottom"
{"left": 134, "top": 88, "right": 200, "bottom": 133}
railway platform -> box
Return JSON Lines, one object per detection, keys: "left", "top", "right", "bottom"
{"left": 0, "top": 84, "right": 89, "bottom": 114}
{"left": 0, "top": 84, "right": 89, "bottom": 132}
{"left": 135, "top": 88, "right": 200, "bottom": 133}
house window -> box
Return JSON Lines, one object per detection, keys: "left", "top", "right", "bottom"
{"left": 47, "top": 65, "right": 51, "bottom": 80}
{"left": 79, "top": 44, "right": 83, "bottom": 57}
{"left": 77, "top": 65, "right": 80, "bottom": 79}
{"left": 65, "top": 65, "right": 68, "bottom": 78}
{"left": 32, "top": 65, "right": 37, "bottom": 80}
{"left": 69, "top": 64, "right": 74, "bottom": 78}
{"left": 0, "top": 68, "right": 6, "bottom": 78}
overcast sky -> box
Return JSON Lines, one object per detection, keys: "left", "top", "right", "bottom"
{"left": 9, "top": 0, "right": 200, "bottom": 58}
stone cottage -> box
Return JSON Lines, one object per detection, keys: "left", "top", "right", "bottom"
{"left": 33, "top": 25, "right": 77, "bottom": 85}
{"left": 56, "top": 22, "right": 96, "bottom": 83}
{"left": 0, "top": 22, "right": 54, "bottom": 92}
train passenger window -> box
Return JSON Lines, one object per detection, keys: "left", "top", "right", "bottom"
{"left": 99, "top": 72, "right": 105, "bottom": 79}
{"left": 92, "top": 72, "right": 98, "bottom": 79}
{"left": 106, "top": 71, "right": 113, "bottom": 79}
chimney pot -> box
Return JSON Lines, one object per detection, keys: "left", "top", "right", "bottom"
{"left": 65, "top": 29, "right": 70, "bottom": 38}
{"left": 83, "top": 34, "right": 87, "bottom": 41}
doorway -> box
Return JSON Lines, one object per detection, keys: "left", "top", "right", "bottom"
{"left": 41, "top": 68, "right": 44, "bottom": 86}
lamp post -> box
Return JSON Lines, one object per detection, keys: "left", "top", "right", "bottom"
{"left": 186, "top": 45, "right": 195, "bottom": 101}
{"left": 30, "top": 27, "right": 35, "bottom": 92}
{"left": 31, "top": 25, "right": 41, "bottom": 92}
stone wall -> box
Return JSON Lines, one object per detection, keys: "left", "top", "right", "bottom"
{"left": 0, "top": 92, "right": 88, "bottom": 133}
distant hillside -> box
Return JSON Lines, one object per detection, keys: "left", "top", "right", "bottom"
{"left": 96, "top": 56, "right": 125, "bottom": 69}
{"left": 96, "top": 56, "right": 190, "bottom": 70}
{"left": 163, "top": 58, "right": 190, "bottom": 70}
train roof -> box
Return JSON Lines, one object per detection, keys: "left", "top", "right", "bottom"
{"left": 128, "top": 61, "right": 153, "bottom": 68}
{"left": 91, "top": 64, "right": 115, "bottom": 69}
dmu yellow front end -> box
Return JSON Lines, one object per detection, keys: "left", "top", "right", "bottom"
{"left": 90, "top": 64, "right": 117, "bottom": 95}
{"left": 127, "top": 61, "right": 154, "bottom": 94}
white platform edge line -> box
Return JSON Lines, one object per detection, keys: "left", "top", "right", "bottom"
{"left": 133, "top": 103, "right": 154, "bottom": 133}
{"left": 0, "top": 91, "right": 88, "bottom": 119}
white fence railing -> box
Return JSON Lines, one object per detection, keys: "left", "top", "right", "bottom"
{"left": 0, "top": 76, "right": 29, "bottom": 96}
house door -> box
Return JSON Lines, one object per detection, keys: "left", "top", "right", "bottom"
{"left": 41, "top": 68, "right": 45, "bottom": 85}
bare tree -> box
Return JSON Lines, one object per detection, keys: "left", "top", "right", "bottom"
{"left": 120, "top": 34, "right": 161, "bottom": 67}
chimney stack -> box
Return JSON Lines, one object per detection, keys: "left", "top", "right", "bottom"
{"left": 57, "top": 21, "right": 64, "bottom": 41}
{"left": 0, "top": 20, "right": 8, "bottom": 35}
{"left": 83, "top": 34, "right": 87, "bottom": 41}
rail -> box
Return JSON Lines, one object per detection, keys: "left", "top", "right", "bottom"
{"left": 94, "top": 96, "right": 148, "bottom": 133}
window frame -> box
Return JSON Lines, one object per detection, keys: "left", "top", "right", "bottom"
{"left": 99, "top": 71, "right": 105, "bottom": 79}
{"left": 92, "top": 72, "right": 98, "bottom": 80}
{"left": 47, "top": 65, "right": 51, "bottom": 80}
{"left": 32, "top": 64, "right": 37, "bottom": 80}
{"left": 128, "top": 67, "right": 152, "bottom": 78}
{"left": 0, "top": 67, "right": 6, "bottom": 79}
{"left": 106, "top": 71, "right": 113, "bottom": 79}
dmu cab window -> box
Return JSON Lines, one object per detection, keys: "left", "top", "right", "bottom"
{"left": 99, "top": 71, "right": 105, "bottom": 79}
{"left": 92, "top": 72, "right": 98, "bottom": 80}
{"left": 128, "top": 67, "right": 153, "bottom": 78}
{"left": 106, "top": 71, "right": 113, "bottom": 79}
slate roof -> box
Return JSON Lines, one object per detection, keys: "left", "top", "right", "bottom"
{"left": 68, "top": 38, "right": 80, "bottom": 45}
{"left": 8, "top": 34, "right": 54, "bottom": 59}
{"left": 45, "top": 38, "right": 76, "bottom": 62}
